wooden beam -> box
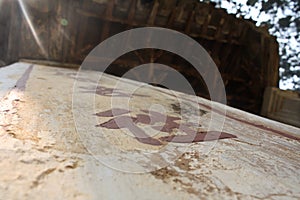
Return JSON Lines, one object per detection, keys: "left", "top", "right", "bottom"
{"left": 147, "top": 0, "right": 159, "bottom": 25}
{"left": 101, "top": 0, "right": 115, "bottom": 41}
{"left": 76, "top": 9, "right": 242, "bottom": 45}
{"left": 7, "top": 1, "right": 21, "bottom": 63}
{"left": 127, "top": 0, "right": 137, "bottom": 23}
{"left": 166, "top": 7, "right": 178, "bottom": 28}
{"left": 184, "top": 4, "right": 197, "bottom": 34}
{"left": 134, "top": 51, "right": 145, "bottom": 63}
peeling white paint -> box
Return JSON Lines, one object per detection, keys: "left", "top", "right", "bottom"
{"left": 0, "top": 62, "right": 299, "bottom": 199}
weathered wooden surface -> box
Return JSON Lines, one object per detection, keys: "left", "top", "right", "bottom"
{"left": 0, "top": 0, "right": 279, "bottom": 115}
{"left": 0, "top": 62, "right": 299, "bottom": 199}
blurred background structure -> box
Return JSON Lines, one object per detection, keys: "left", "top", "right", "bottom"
{"left": 0, "top": 0, "right": 298, "bottom": 126}
{"left": 201, "top": 0, "right": 300, "bottom": 91}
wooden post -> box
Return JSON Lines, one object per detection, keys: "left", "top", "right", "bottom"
{"left": 6, "top": 0, "right": 21, "bottom": 63}
{"left": 147, "top": 0, "right": 159, "bottom": 25}
{"left": 101, "top": 0, "right": 114, "bottom": 41}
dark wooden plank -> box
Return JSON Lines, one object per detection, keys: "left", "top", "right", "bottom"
{"left": 127, "top": 0, "right": 137, "bottom": 22}
{"left": 18, "top": 0, "right": 49, "bottom": 60}
{"left": 101, "top": 0, "right": 115, "bottom": 41}
{"left": 147, "top": 0, "right": 159, "bottom": 25}
{"left": 184, "top": 4, "right": 197, "bottom": 34}
{"left": 6, "top": 1, "right": 21, "bottom": 63}
{"left": 0, "top": 0, "right": 12, "bottom": 65}
{"left": 166, "top": 7, "right": 178, "bottom": 28}
{"left": 48, "top": 0, "right": 64, "bottom": 61}
{"left": 62, "top": 0, "right": 82, "bottom": 63}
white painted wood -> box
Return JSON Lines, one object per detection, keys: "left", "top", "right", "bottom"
{"left": 0, "top": 62, "right": 32, "bottom": 99}
{"left": 0, "top": 62, "right": 299, "bottom": 199}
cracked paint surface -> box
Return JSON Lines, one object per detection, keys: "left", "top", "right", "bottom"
{"left": 0, "top": 62, "right": 299, "bottom": 199}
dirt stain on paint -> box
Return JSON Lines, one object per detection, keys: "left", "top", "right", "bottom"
{"left": 15, "top": 65, "right": 33, "bottom": 91}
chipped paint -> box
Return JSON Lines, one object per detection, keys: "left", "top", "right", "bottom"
{"left": 0, "top": 62, "right": 299, "bottom": 199}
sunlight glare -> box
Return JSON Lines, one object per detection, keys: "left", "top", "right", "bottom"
{"left": 17, "top": 0, "right": 48, "bottom": 58}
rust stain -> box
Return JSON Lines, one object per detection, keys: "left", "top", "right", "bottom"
{"left": 150, "top": 167, "right": 180, "bottom": 180}
{"left": 151, "top": 153, "right": 201, "bottom": 197}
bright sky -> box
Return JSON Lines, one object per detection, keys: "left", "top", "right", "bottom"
{"left": 214, "top": 0, "right": 299, "bottom": 90}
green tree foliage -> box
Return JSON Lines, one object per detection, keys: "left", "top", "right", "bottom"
{"left": 203, "top": 0, "right": 300, "bottom": 91}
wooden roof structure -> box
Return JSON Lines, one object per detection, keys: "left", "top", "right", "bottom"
{"left": 0, "top": 0, "right": 279, "bottom": 114}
